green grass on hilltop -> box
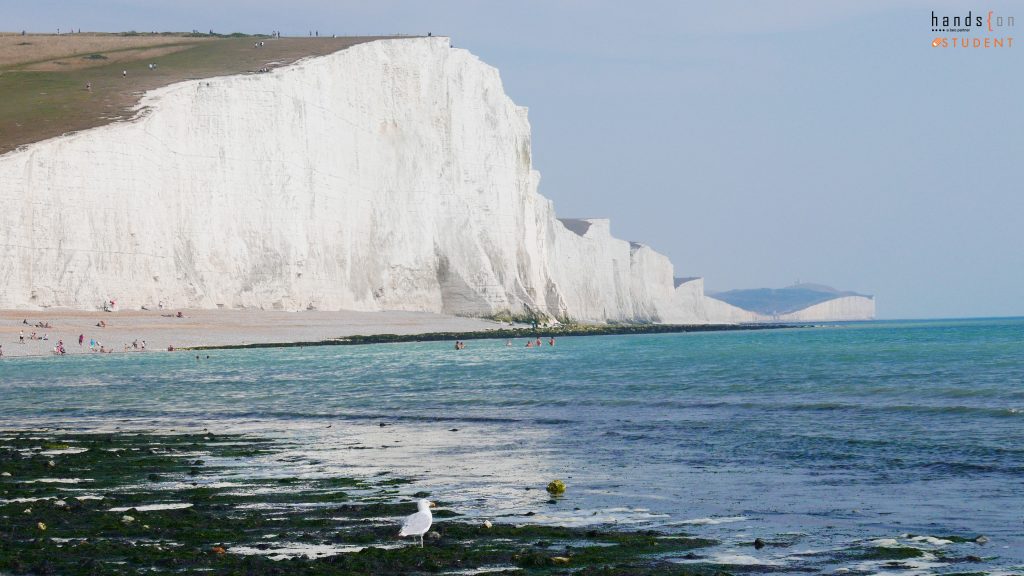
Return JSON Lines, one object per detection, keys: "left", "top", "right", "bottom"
{"left": 0, "top": 32, "right": 410, "bottom": 155}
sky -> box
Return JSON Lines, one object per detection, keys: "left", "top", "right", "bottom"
{"left": 5, "top": 1, "right": 1022, "bottom": 318}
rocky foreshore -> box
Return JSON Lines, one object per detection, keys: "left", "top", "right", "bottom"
{"left": 0, "top": 430, "right": 719, "bottom": 575}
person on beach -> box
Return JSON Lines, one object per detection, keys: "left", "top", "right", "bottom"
{"left": 525, "top": 340, "right": 533, "bottom": 348}
{"left": 549, "top": 337, "right": 555, "bottom": 346}
{"left": 19, "top": 330, "right": 24, "bottom": 344}
{"left": 0, "top": 344, "right": 4, "bottom": 357}
{"left": 506, "top": 339, "right": 512, "bottom": 347}
{"left": 535, "top": 337, "right": 542, "bottom": 347}
{"left": 79, "top": 334, "right": 84, "bottom": 346}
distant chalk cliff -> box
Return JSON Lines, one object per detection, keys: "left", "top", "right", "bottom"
{"left": 707, "top": 284, "right": 876, "bottom": 322}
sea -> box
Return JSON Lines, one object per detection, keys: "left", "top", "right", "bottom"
{"left": 2, "top": 317, "right": 1022, "bottom": 574}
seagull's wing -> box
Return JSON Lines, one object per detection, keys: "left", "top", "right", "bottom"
{"left": 399, "top": 511, "right": 432, "bottom": 536}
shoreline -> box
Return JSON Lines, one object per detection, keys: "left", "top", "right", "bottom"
{"left": 0, "top": 308, "right": 804, "bottom": 359}
{"left": 187, "top": 321, "right": 802, "bottom": 350}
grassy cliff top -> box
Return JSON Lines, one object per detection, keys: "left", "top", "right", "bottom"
{"left": 0, "top": 32, "right": 411, "bottom": 155}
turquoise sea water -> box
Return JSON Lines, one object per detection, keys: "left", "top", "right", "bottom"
{"left": 2, "top": 318, "right": 1023, "bottom": 573}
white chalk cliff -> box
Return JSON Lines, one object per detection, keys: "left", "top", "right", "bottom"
{"left": 772, "top": 296, "right": 875, "bottom": 322}
{"left": 706, "top": 283, "right": 876, "bottom": 323}
{"left": 0, "top": 38, "right": 867, "bottom": 323}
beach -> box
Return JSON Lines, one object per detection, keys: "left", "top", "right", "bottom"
{"left": 0, "top": 309, "right": 508, "bottom": 358}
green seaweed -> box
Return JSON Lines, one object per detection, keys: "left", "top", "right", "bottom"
{"left": 857, "top": 546, "right": 926, "bottom": 560}
{"left": 185, "top": 323, "right": 799, "bottom": 351}
{"left": 1, "top": 430, "right": 718, "bottom": 576}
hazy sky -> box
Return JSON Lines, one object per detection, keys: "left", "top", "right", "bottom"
{"left": 6, "top": 1, "right": 1022, "bottom": 318}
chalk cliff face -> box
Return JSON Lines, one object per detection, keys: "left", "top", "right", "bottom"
{"left": 666, "top": 278, "right": 760, "bottom": 324}
{"left": 706, "top": 284, "right": 876, "bottom": 322}
{"left": 774, "top": 296, "right": 875, "bottom": 322}
{"left": 0, "top": 37, "right": 713, "bottom": 322}
{"left": 0, "top": 37, "right": 874, "bottom": 324}
{"left": 701, "top": 294, "right": 876, "bottom": 323}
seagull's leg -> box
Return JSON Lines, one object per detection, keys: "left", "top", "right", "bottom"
{"left": 420, "top": 533, "right": 424, "bottom": 547}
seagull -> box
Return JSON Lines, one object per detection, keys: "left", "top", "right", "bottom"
{"left": 399, "top": 499, "right": 436, "bottom": 547}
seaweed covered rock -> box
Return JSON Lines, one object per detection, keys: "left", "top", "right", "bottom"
{"left": 546, "top": 479, "right": 566, "bottom": 495}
